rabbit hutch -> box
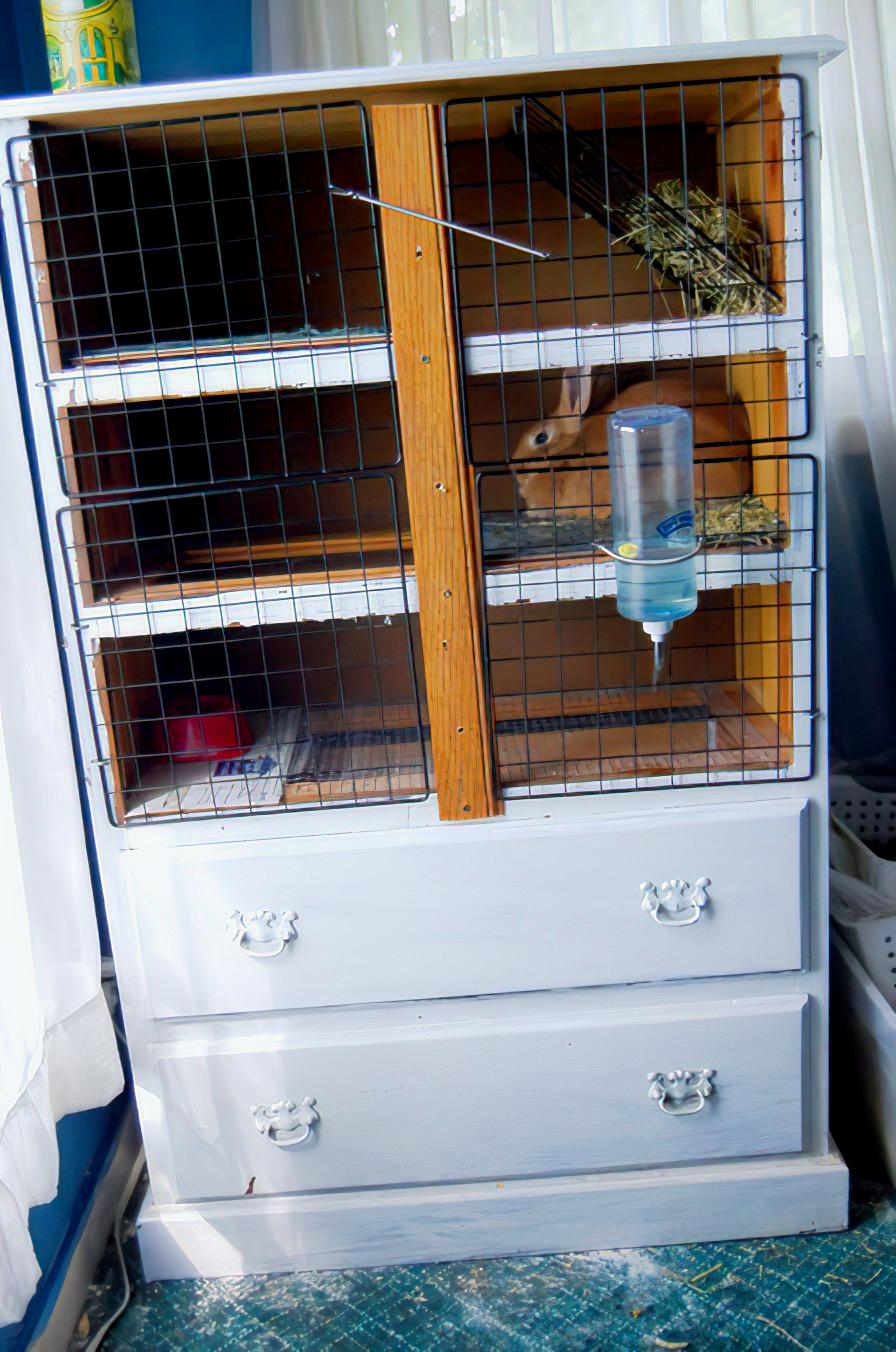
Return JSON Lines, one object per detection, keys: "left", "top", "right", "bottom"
{"left": 0, "top": 35, "right": 846, "bottom": 1277}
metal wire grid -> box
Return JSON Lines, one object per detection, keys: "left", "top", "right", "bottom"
{"left": 9, "top": 101, "right": 395, "bottom": 495}
{"left": 61, "top": 470, "right": 429, "bottom": 824}
{"left": 477, "top": 452, "right": 816, "bottom": 797}
{"left": 441, "top": 75, "right": 807, "bottom": 466}
{"left": 58, "top": 382, "right": 402, "bottom": 497}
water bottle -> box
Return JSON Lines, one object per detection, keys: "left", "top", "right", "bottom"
{"left": 607, "top": 405, "right": 698, "bottom": 673}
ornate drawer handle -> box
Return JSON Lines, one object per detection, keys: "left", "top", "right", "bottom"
{"left": 250, "top": 1097, "right": 319, "bottom": 1147}
{"left": 640, "top": 878, "right": 710, "bottom": 927}
{"left": 647, "top": 1069, "right": 715, "bottom": 1116}
{"left": 227, "top": 909, "right": 298, "bottom": 958}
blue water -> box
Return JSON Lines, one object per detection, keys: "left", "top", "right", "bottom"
{"left": 615, "top": 547, "right": 698, "bottom": 625}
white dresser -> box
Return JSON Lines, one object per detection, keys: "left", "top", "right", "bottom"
{"left": 0, "top": 34, "right": 848, "bottom": 1279}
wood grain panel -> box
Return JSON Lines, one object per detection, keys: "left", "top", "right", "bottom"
{"left": 373, "top": 103, "right": 497, "bottom": 819}
{"left": 733, "top": 581, "right": 794, "bottom": 756}
{"left": 17, "top": 149, "right": 62, "bottom": 373}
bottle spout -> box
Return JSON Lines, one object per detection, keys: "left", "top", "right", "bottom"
{"left": 643, "top": 620, "right": 673, "bottom": 686}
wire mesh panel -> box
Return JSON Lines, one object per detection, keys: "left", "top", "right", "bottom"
{"left": 478, "top": 453, "right": 815, "bottom": 796}
{"left": 442, "top": 76, "right": 807, "bottom": 465}
{"left": 59, "top": 382, "right": 402, "bottom": 496}
{"left": 61, "top": 470, "right": 412, "bottom": 603}
{"left": 62, "top": 470, "right": 429, "bottom": 823}
{"left": 9, "top": 102, "right": 393, "bottom": 492}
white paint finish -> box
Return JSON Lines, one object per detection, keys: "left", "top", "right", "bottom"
{"left": 71, "top": 542, "right": 807, "bottom": 641}
{"left": 74, "top": 571, "right": 419, "bottom": 639}
{"left": 46, "top": 339, "right": 393, "bottom": 406}
{"left": 485, "top": 546, "right": 810, "bottom": 610}
{"left": 0, "top": 37, "right": 844, "bottom": 123}
{"left": 128, "top": 800, "right": 806, "bottom": 1019}
{"left": 154, "top": 992, "right": 805, "bottom": 1202}
{"left": 68, "top": 540, "right": 814, "bottom": 642}
{"left": 136, "top": 1146, "right": 847, "bottom": 1280}
{"left": 0, "top": 41, "right": 839, "bottom": 1272}
{"left": 464, "top": 314, "right": 807, "bottom": 377}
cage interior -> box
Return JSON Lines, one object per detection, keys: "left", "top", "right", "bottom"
{"left": 21, "top": 102, "right": 385, "bottom": 368}
{"left": 479, "top": 449, "right": 813, "bottom": 796}
{"left": 476, "top": 352, "right": 793, "bottom": 569}
{"left": 443, "top": 76, "right": 797, "bottom": 338}
{"left": 63, "top": 383, "right": 401, "bottom": 495}
{"left": 465, "top": 349, "right": 791, "bottom": 472}
{"left": 486, "top": 586, "right": 796, "bottom": 794}
{"left": 66, "top": 468, "right": 412, "bottom": 605}
{"left": 93, "top": 616, "right": 429, "bottom": 823}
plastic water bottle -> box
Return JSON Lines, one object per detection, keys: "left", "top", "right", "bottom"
{"left": 607, "top": 405, "right": 698, "bottom": 677}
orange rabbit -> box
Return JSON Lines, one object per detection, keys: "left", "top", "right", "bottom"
{"left": 513, "top": 370, "right": 753, "bottom": 516}
{"left": 511, "top": 368, "right": 602, "bottom": 517}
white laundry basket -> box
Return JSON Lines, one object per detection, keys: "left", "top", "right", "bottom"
{"left": 830, "top": 773, "right": 896, "bottom": 1182}
{"left": 829, "top": 805, "right": 896, "bottom": 1013}
{"left": 830, "top": 773, "right": 896, "bottom": 849}
{"left": 831, "top": 930, "right": 896, "bottom": 1183}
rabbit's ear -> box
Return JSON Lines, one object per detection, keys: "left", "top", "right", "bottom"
{"left": 555, "top": 367, "right": 593, "bottom": 421}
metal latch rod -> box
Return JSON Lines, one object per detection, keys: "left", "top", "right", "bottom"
{"left": 329, "top": 184, "right": 552, "bottom": 260}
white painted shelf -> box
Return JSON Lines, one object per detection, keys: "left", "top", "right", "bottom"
{"left": 463, "top": 312, "right": 807, "bottom": 377}
{"left": 74, "top": 542, "right": 812, "bottom": 641}
{"left": 48, "top": 337, "right": 394, "bottom": 407}
{"left": 44, "top": 312, "right": 808, "bottom": 410}
{"left": 484, "top": 548, "right": 803, "bottom": 608}
{"left": 76, "top": 571, "right": 419, "bottom": 640}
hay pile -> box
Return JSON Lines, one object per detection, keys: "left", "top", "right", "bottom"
{"left": 480, "top": 493, "right": 788, "bottom": 558}
{"left": 698, "top": 494, "right": 788, "bottom": 549}
{"left": 617, "top": 179, "right": 784, "bottom": 318}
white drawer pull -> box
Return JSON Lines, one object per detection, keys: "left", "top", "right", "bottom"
{"left": 640, "top": 878, "right": 711, "bottom": 927}
{"left": 227, "top": 908, "right": 298, "bottom": 958}
{"left": 250, "top": 1097, "right": 319, "bottom": 1147}
{"left": 647, "top": 1069, "right": 715, "bottom": 1116}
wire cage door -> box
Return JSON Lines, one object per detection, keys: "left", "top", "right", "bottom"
{"left": 62, "top": 470, "right": 430, "bottom": 823}
{"left": 477, "top": 452, "right": 816, "bottom": 797}
{"left": 441, "top": 74, "right": 807, "bottom": 467}
{"left": 8, "top": 100, "right": 394, "bottom": 497}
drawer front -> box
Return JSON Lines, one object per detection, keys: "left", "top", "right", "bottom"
{"left": 156, "top": 992, "right": 806, "bottom": 1202}
{"left": 129, "top": 800, "right": 806, "bottom": 1018}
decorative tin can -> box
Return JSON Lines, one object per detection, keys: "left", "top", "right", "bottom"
{"left": 41, "top": 0, "right": 141, "bottom": 93}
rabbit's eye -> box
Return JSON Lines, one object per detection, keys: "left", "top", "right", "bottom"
{"left": 533, "top": 430, "right": 550, "bottom": 446}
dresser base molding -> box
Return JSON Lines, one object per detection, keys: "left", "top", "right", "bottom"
{"left": 136, "top": 1148, "right": 848, "bottom": 1281}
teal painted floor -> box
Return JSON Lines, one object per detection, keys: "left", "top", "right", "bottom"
{"left": 73, "top": 1176, "right": 896, "bottom": 1350}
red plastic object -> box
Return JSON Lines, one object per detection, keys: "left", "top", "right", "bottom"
{"left": 163, "top": 696, "right": 254, "bottom": 764}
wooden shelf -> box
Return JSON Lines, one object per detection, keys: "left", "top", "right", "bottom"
{"left": 122, "top": 703, "right": 429, "bottom": 820}
{"left": 497, "top": 684, "right": 793, "bottom": 792}
{"left": 73, "top": 536, "right": 811, "bottom": 640}
{"left": 45, "top": 315, "right": 806, "bottom": 408}
{"left": 484, "top": 545, "right": 801, "bottom": 608}
{"left": 116, "top": 680, "right": 792, "bottom": 819}
{"left": 49, "top": 332, "right": 394, "bottom": 407}
{"left": 463, "top": 313, "right": 807, "bottom": 378}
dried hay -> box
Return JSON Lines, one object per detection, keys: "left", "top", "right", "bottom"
{"left": 616, "top": 179, "right": 784, "bottom": 318}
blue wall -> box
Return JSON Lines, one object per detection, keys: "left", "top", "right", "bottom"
{"left": 133, "top": 0, "right": 253, "bottom": 84}
{"left": 0, "top": 0, "right": 254, "bottom": 96}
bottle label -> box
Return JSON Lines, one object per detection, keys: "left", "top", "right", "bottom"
{"left": 656, "top": 510, "right": 695, "bottom": 538}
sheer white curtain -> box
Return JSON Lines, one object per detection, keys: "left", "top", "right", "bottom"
{"left": 0, "top": 306, "right": 123, "bottom": 1326}
{"left": 253, "top": 0, "right": 896, "bottom": 762}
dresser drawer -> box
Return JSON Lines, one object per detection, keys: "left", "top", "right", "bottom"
{"left": 154, "top": 990, "right": 806, "bottom": 1202}
{"left": 128, "top": 800, "right": 806, "bottom": 1018}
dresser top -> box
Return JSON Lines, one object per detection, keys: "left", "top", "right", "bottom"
{"left": 0, "top": 34, "right": 844, "bottom": 131}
